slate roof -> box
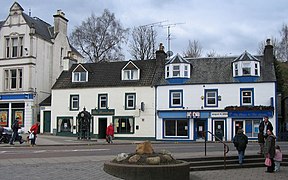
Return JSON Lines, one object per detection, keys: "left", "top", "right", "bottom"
{"left": 233, "top": 51, "right": 260, "bottom": 62}
{"left": 166, "top": 53, "right": 190, "bottom": 64}
{"left": 22, "top": 13, "right": 54, "bottom": 42}
{"left": 156, "top": 55, "right": 276, "bottom": 86}
{"left": 39, "top": 95, "right": 51, "bottom": 106}
{"left": 0, "top": 21, "right": 4, "bottom": 29}
{"left": 52, "top": 59, "right": 157, "bottom": 89}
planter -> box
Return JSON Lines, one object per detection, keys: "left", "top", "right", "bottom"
{"left": 104, "top": 160, "right": 190, "bottom": 180}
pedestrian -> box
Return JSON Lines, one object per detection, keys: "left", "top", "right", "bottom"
{"left": 233, "top": 128, "right": 248, "bottom": 166}
{"left": 9, "top": 117, "right": 24, "bottom": 145}
{"left": 106, "top": 123, "right": 114, "bottom": 143}
{"left": 274, "top": 145, "right": 283, "bottom": 172}
{"left": 264, "top": 129, "right": 276, "bottom": 173}
{"left": 258, "top": 116, "right": 273, "bottom": 154}
{"left": 29, "top": 121, "right": 40, "bottom": 147}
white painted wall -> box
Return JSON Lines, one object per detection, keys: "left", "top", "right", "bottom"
{"left": 51, "top": 86, "right": 156, "bottom": 138}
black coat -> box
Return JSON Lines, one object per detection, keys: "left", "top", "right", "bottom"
{"left": 259, "top": 121, "right": 273, "bottom": 134}
{"left": 233, "top": 133, "right": 248, "bottom": 151}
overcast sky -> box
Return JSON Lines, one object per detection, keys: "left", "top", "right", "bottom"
{"left": 1, "top": 0, "right": 288, "bottom": 59}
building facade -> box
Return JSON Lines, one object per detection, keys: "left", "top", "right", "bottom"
{"left": 0, "top": 2, "right": 83, "bottom": 132}
{"left": 155, "top": 42, "right": 276, "bottom": 141}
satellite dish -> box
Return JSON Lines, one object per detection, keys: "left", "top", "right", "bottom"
{"left": 167, "top": 50, "right": 173, "bottom": 57}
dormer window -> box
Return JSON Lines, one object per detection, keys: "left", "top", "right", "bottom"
{"left": 232, "top": 51, "right": 260, "bottom": 77}
{"left": 123, "top": 70, "right": 138, "bottom": 80}
{"left": 72, "top": 64, "right": 88, "bottom": 82}
{"left": 122, "top": 61, "right": 140, "bottom": 80}
{"left": 165, "top": 54, "right": 191, "bottom": 79}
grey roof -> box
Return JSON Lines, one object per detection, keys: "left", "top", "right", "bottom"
{"left": 0, "top": 21, "right": 4, "bottom": 29}
{"left": 233, "top": 51, "right": 260, "bottom": 62}
{"left": 52, "top": 60, "right": 157, "bottom": 89}
{"left": 166, "top": 53, "right": 190, "bottom": 64}
{"left": 22, "top": 13, "right": 54, "bottom": 42}
{"left": 156, "top": 55, "right": 276, "bottom": 86}
{"left": 39, "top": 95, "right": 51, "bottom": 106}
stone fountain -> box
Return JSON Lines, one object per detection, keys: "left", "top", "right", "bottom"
{"left": 103, "top": 141, "right": 190, "bottom": 180}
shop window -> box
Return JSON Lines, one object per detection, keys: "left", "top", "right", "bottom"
{"left": 57, "top": 117, "right": 73, "bottom": 133}
{"left": 0, "top": 103, "right": 9, "bottom": 127}
{"left": 114, "top": 116, "right": 134, "bottom": 134}
{"left": 164, "top": 119, "right": 188, "bottom": 137}
{"left": 245, "top": 119, "right": 261, "bottom": 138}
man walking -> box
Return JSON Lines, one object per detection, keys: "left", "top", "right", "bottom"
{"left": 233, "top": 128, "right": 248, "bottom": 166}
{"left": 9, "top": 117, "right": 24, "bottom": 145}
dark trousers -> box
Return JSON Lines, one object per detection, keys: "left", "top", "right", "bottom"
{"left": 267, "top": 158, "right": 275, "bottom": 172}
{"left": 31, "top": 135, "right": 37, "bottom": 145}
{"left": 9, "top": 131, "right": 19, "bottom": 144}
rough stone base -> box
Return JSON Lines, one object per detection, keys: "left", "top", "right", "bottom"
{"left": 103, "top": 160, "right": 190, "bottom": 180}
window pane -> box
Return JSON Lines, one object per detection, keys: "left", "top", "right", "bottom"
{"left": 173, "top": 66, "right": 180, "bottom": 76}
{"left": 243, "top": 67, "right": 251, "bottom": 75}
{"left": 115, "top": 117, "right": 133, "bottom": 134}
{"left": 18, "top": 69, "right": 22, "bottom": 88}
{"left": 99, "top": 95, "right": 107, "bottom": 108}
{"left": 4, "top": 70, "right": 9, "bottom": 90}
{"left": 177, "top": 120, "right": 188, "bottom": 136}
{"left": 6, "top": 38, "right": 10, "bottom": 58}
{"left": 172, "top": 92, "right": 181, "bottom": 105}
{"left": 12, "top": 38, "right": 18, "bottom": 57}
{"left": 80, "top": 72, "right": 86, "bottom": 81}
{"left": 11, "top": 69, "right": 17, "bottom": 89}
{"left": 165, "top": 120, "right": 175, "bottom": 136}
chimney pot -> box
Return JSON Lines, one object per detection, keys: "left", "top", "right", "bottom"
{"left": 266, "top": 39, "right": 271, "bottom": 45}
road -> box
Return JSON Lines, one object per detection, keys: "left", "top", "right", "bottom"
{"left": 0, "top": 142, "right": 264, "bottom": 160}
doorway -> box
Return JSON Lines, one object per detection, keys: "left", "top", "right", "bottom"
{"left": 194, "top": 119, "right": 206, "bottom": 141}
{"left": 214, "top": 120, "right": 224, "bottom": 141}
{"left": 98, "top": 118, "right": 107, "bottom": 139}
{"left": 43, "top": 111, "right": 51, "bottom": 133}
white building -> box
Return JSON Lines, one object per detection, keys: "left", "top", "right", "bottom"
{"left": 49, "top": 50, "right": 166, "bottom": 138}
{"left": 156, "top": 41, "right": 276, "bottom": 141}
{"left": 0, "top": 2, "right": 83, "bottom": 132}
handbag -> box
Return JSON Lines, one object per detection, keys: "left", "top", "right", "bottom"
{"left": 265, "top": 157, "right": 272, "bottom": 167}
{"left": 29, "top": 132, "right": 34, "bottom": 140}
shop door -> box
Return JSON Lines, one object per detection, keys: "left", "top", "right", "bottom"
{"left": 43, "top": 111, "right": 51, "bottom": 133}
{"left": 214, "top": 120, "right": 224, "bottom": 141}
{"left": 98, "top": 118, "right": 107, "bottom": 139}
{"left": 194, "top": 119, "right": 206, "bottom": 140}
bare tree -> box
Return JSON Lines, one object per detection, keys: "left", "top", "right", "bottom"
{"left": 206, "top": 50, "right": 218, "bottom": 57}
{"left": 278, "top": 24, "right": 288, "bottom": 61}
{"left": 69, "top": 9, "right": 129, "bottom": 62}
{"left": 183, "top": 40, "right": 202, "bottom": 58}
{"left": 129, "top": 26, "right": 157, "bottom": 60}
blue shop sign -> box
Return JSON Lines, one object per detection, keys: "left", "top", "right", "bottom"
{"left": 229, "top": 111, "right": 273, "bottom": 118}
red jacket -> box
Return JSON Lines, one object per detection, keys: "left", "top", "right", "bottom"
{"left": 106, "top": 125, "right": 114, "bottom": 136}
{"left": 30, "top": 124, "right": 39, "bottom": 135}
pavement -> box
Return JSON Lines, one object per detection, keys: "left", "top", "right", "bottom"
{"left": 0, "top": 134, "right": 287, "bottom": 180}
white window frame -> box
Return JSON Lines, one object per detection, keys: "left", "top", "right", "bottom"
{"left": 205, "top": 90, "right": 217, "bottom": 107}
{"left": 241, "top": 90, "right": 253, "bottom": 106}
{"left": 123, "top": 69, "right": 139, "bottom": 80}
{"left": 125, "top": 93, "right": 136, "bottom": 110}
{"left": 170, "top": 90, "right": 183, "bottom": 107}
{"left": 4, "top": 68, "right": 23, "bottom": 91}
{"left": 70, "top": 95, "right": 79, "bottom": 111}
{"left": 99, "top": 94, "right": 108, "bottom": 109}
{"left": 172, "top": 65, "right": 180, "bottom": 77}
{"left": 72, "top": 71, "right": 88, "bottom": 82}
{"left": 5, "top": 36, "right": 24, "bottom": 58}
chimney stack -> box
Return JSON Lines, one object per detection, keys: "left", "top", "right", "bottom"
{"left": 53, "top": 9, "right": 68, "bottom": 36}
{"left": 264, "top": 38, "right": 274, "bottom": 64}
{"left": 156, "top": 43, "right": 167, "bottom": 63}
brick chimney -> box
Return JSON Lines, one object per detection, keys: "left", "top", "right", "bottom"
{"left": 156, "top": 43, "right": 167, "bottom": 66}
{"left": 53, "top": 10, "right": 68, "bottom": 36}
{"left": 264, "top": 39, "right": 274, "bottom": 64}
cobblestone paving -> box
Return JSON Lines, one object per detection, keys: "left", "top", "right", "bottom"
{"left": 0, "top": 161, "right": 121, "bottom": 180}
{"left": 1, "top": 159, "right": 287, "bottom": 180}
